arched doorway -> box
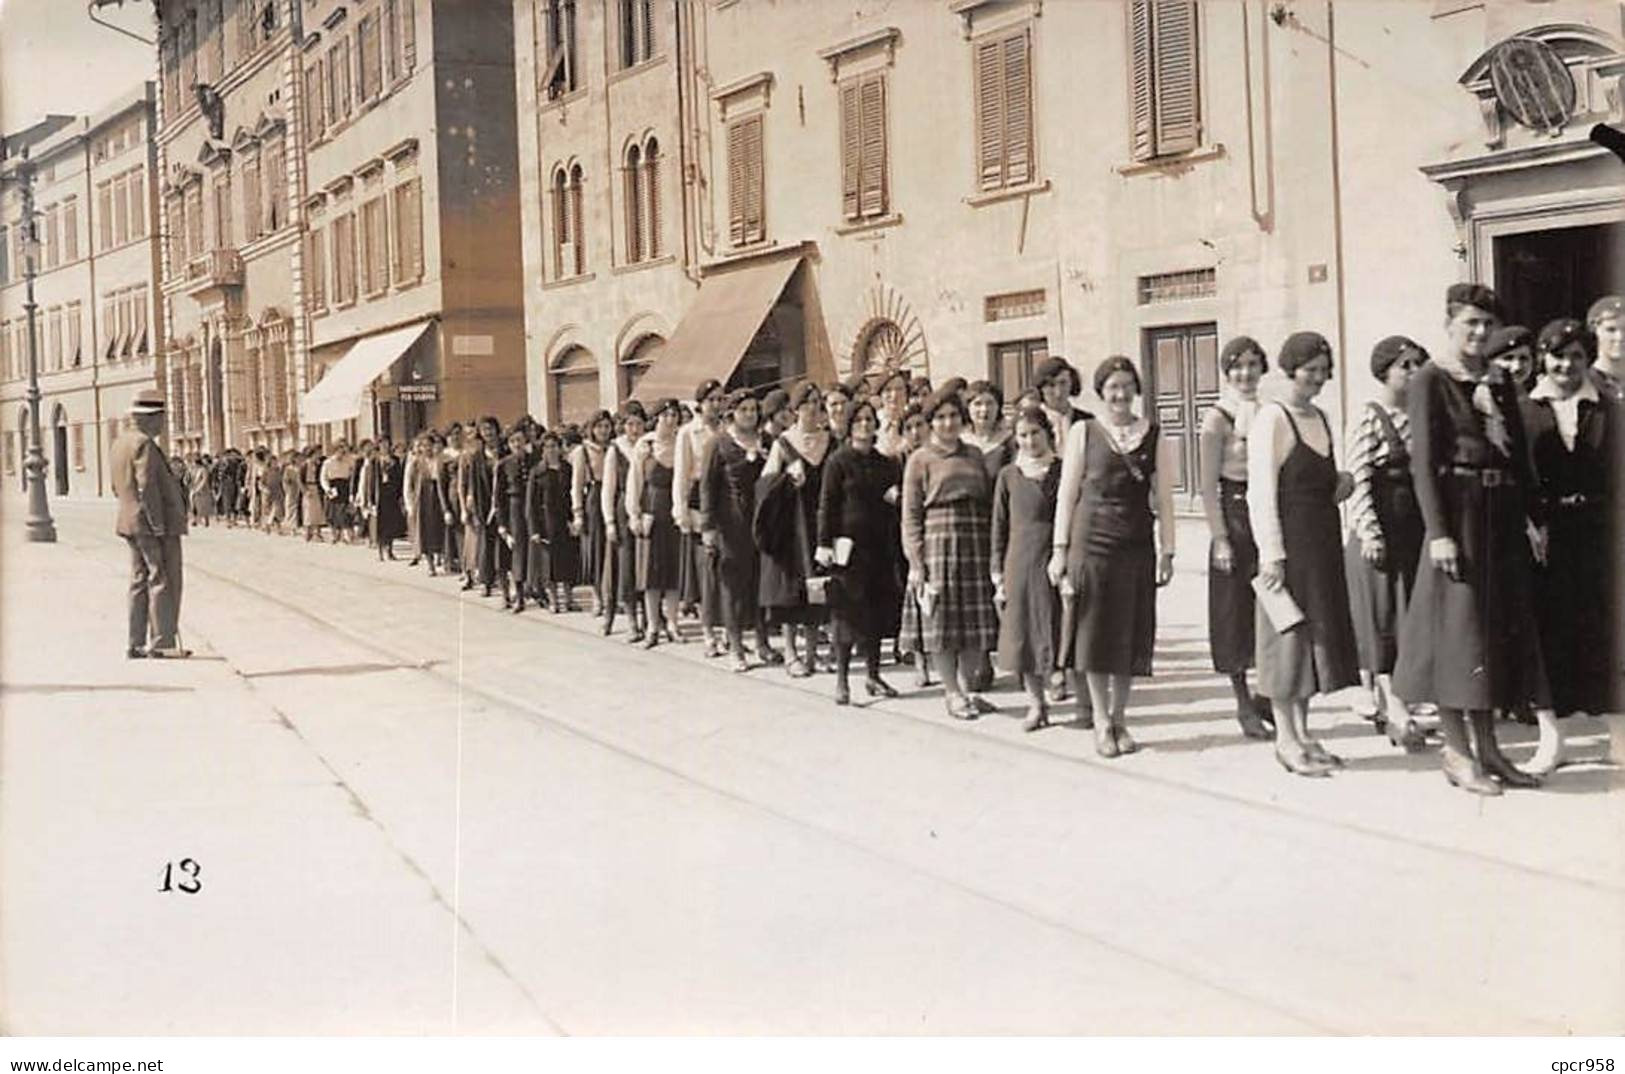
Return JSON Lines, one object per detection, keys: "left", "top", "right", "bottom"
{"left": 619, "top": 334, "right": 664, "bottom": 401}
{"left": 51, "top": 403, "right": 69, "bottom": 496}
{"left": 549, "top": 345, "right": 600, "bottom": 427}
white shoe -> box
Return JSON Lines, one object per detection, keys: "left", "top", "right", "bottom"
{"left": 1525, "top": 708, "right": 1568, "bottom": 778}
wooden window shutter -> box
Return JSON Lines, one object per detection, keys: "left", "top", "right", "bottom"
{"left": 839, "top": 81, "right": 860, "bottom": 220}
{"left": 98, "top": 183, "right": 114, "bottom": 251}
{"left": 243, "top": 159, "right": 261, "bottom": 241}
{"left": 570, "top": 169, "right": 585, "bottom": 274}
{"left": 401, "top": 0, "right": 417, "bottom": 70}
{"left": 973, "top": 38, "right": 1004, "bottom": 191}
{"left": 727, "top": 119, "right": 748, "bottom": 246}
{"left": 624, "top": 146, "right": 642, "bottom": 263}
{"left": 640, "top": 0, "right": 654, "bottom": 61}
{"left": 645, "top": 143, "right": 661, "bottom": 257}
{"left": 305, "top": 62, "right": 324, "bottom": 140}
{"left": 551, "top": 172, "right": 567, "bottom": 276}
{"left": 407, "top": 180, "right": 423, "bottom": 279}
{"left": 1128, "top": 0, "right": 1154, "bottom": 160}
{"left": 1001, "top": 33, "right": 1032, "bottom": 185}
{"left": 1150, "top": 0, "right": 1199, "bottom": 156}
{"left": 858, "top": 75, "right": 887, "bottom": 218}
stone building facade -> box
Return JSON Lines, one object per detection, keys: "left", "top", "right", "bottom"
{"left": 0, "top": 87, "right": 166, "bottom": 498}
{"left": 514, "top": 0, "right": 1624, "bottom": 502}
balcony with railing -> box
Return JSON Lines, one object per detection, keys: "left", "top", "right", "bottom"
{"left": 182, "top": 247, "right": 244, "bottom": 299}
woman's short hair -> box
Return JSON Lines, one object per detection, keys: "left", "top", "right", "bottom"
{"left": 965, "top": 379, "right": 1004, "bottom": 408}
{"left": 1219, "top": 335, "right": 1269, "bottom": 375}
{"left": 1278, "top": 332, "right": 1334, "bottom": 376}
{"left": 1537, "top": 318, "right": 1597, "bottom": 365}
{"left": 921, "top": 387, "right": 970, "bottom": 423}
{"left": 1092, "top": 355, "right": 1142, "bottom": 397}
{"left": 849, "top": 400, "right": 879, "bottom": 428}
{"left": 1012, "top": 403, "right": 1055, "bottom": 446}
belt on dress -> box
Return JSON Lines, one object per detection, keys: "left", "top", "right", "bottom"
{"left": 1446, "top": 466, "right": 1514, "bottom": 488}
{"left": 1555, "top": 492, "right": 1596, "bottom": 508}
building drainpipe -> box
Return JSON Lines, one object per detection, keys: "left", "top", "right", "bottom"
{"left": 1326, "top": 0, "right": 1350, "bottom": 434}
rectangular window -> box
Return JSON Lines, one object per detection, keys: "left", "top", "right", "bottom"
{"left": 617, "top": 0, "right": 653, "bottom": 68}
{"left": 166, "top": 194, "right": 186, "bottom": 269}
{"left": 360, "top": 195, "right": 389, "bottom": 295}
{"left": 306, "top": 226, "right": 328, "bottom": 310}
{"left": 987, "top": 337, "right": 1048, "bottom": 398}
{"left": 1129, "top": 0, "right": 1201, "bottom": 161}
{"left": 185, "top": 184, "right": 205, "bottom": 256}
{"left": 72, "top": 424, "right": 85, "bottom": 471}
{"left": 67, "top": 302, "right": 81, "bottom": 366}
{"left": 539, "top": 0, "right": 578, "bottom": 100}
{"left": 263, "top": 137, "right": 287, "bottom": 232}
{"left": 241, "top": 157, "right": 262, "bottom": 242}
{"left": 113, "top": 177, "right": 131, "bottom": 246}
{"left": 391, "top": 178, "right": 423, "bottom": 284}
{"left": 135, "top": 285, "right": 150, "bottom": 355}
{"left": 726, "top": 114, "right": 764, "bottom": 247}
{"left": 839, "top": 73, "right": 888, "bottom": 221}
{"left": 1136, "top": 267, "right": 1214, "bottom": 304}
{"left": 972, "top": 28, "right": 1034, "bottom": 192}
{"left": 984, "top": 288, "right": 1047, "bottom": 322}
{"left": 62, "top": 197, "right": 79, "bottom": 262}
{"left": 212, "top": 175, "right": 233, "bottom": 248}
{"left": 328, "top": 39, "right": 352, "bottom": 126}
{"left": 333, "top": 212, "right": 357, "bottom": 304}
{"left": 47, "top": 308, "right": 62, "bottom": 370}
{"left": 44, "top": 205, "right": 60, "bottom": 269}
{"left": 129, "top": 168, "right": 147, "bottom": 239}
{"left": 304, "top": 59, "right": 326, "bottom": 141}
{"left": 357, "top": 12, "right": 383, "bottom": 102}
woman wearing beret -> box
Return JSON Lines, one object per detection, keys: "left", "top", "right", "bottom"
{"left": 1050, "top": 357, "right": 1177, "bottom": 756}
{"left": 1487, "top": 325, "right": 1538, "bottom": 396}
{"left": 1524, "top": 317, "right": 1620, "bottom": 770}
{"left": 1248, "top": 332, "right": 1360, "bottom": 777}
{"left": 1586, "top": 295, "right": 1624, "bottom": 402}
{"left": 992, "top": 405, "right": 1063, "bottom": 731}
{"left": 816, "top": 400, "right": 904, "bottom": 704}
{"left": 569, "top": 411, "right": 614, "bottom": 617}
{"left": 1198, "top": 336, "right": 1274, "bottom": 741}
{"left": 905, "top": 388, "right": 1001, "bottom": 719}
{"left": 1394, "top": 285, "right": 1547, "bottom": 794}
{"left": 755, "top": 381, "right": 833, "bottom": 676}
{"left": 1342, "top": 336, "right": 1429, "bottom": 749}
{"left": 628, "top": 399, "right": 684, "bottom": 646}
{"left": 702, "top": 389, "right": 781, "bottom": 673}
{"left": 601, "top": 404, "right": 649, "bottom": 641}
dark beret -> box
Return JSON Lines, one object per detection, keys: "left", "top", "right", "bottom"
{"left": 965, "top": 379, "right": 1003, "bottom": 407}
{"left": 908, "top": 375, "right": 933, "bottom": 393}
{"left": 618, "top": 400, "right": 647, "bottom": 422}
{"left": 842, "top": 375, "right": 868, "bottom": 398}
{"left": 1219, "top": 335, "right": 1268, "bottom": 374}
{"left": 760, "top": 388, "right": 791, "bottom": 418}
{"left": 787, "top": 381, "right": 823, "bottom": 411}
{"left": 1279, "top": 331, "right": 1333, "bottom": 374}
{"left": 1445, "top": 283, "right": 1500, "bottom": 318}
{"left": 1586, "top": 295, "right": 1623, "bottom": 326}
{"left": 1536, "top": 318, "right": 1595, "bottom": 362}
{"left": 649, "top": 397, "right": 682, "bottom": 421}
{"left": 939, "top": 376, "right": 969, "bottom": 398}
{"left": 1092, "top": 355, "right": 1142, "bottom": 397}
{"left": 1370, "top": 335, "right": 1427, "bottom": 380}
{"left": 694, "top": 378, "right": 724, "bottom": 403}
{"left": 875, "top": 368, "right": 911, "bottom": 394}
{"left": 1032, "top": 357, "right": 1073, "bottom": 387}
{"left": 1482, "top": 325, "right": 1533, "bottom": 361}
{"left": 722, "top": 388, "right": 757, "bottom": 413}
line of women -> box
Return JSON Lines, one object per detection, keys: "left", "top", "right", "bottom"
{"left": 203, "top": 282, "right": 1621, "bottom": 791}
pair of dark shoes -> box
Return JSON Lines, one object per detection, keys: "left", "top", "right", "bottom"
{"left": 129, "top": 646, "right": 192, "bottom": 660}
{"left": 1238, "top": 696, "right": 1275, "bottom": 740}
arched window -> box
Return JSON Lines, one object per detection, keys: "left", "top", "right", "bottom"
{"left": 861, "top": 319, "right": 907, "bottom": 373}
{"left": 549, "top": 345, "right": 599, "bottom": 427}
{"left": 550, "top": 166, "right": 571, "bottom": 278}
{"left": 568, "top": 164, "right": 585, "bottom": 275}
{"left": 623, "top": 144, "right": 643, "bottom": 264}
{"left": 643, "top": 137, "right": 661, "bottom": 259}
{"left": 619, "top": 333, "right": 664, "bottom": 400}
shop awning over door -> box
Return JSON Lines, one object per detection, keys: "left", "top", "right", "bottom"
{"left": 299, "top": 320, "right": 434, "bottom": 425}
{"left": 631, "top": 253, "right": 805, "bottom": 402}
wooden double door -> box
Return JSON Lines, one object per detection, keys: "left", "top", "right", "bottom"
{"left": 1142, "top": 322, "right": 1218, "bottom": 501}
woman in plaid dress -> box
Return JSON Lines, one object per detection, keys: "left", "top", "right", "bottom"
{"left": 901, "top": 388, "right": 999, "bottom": 720}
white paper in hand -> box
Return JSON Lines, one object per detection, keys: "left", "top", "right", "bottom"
{"left": 1252, "top": 576, "right": 1305, "bottom": 633}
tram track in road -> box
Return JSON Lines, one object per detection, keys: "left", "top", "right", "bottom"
{"left": 184, "top": 525, "right": 1623, "bottom": 901}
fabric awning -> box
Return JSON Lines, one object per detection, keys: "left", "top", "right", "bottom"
{"left": 632, "top": 253, "right": 803, "bottom": 402}
{"left": 299, "top": 320, "right": 434, "bottom": 425}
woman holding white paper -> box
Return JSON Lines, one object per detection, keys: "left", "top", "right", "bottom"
{"left": 1248, "top": 332, "right": 1360, "bottom": 777}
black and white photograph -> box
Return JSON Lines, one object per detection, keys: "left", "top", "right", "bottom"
{"left": 1, "top": 0, "right": 1622, "bottom": 1064}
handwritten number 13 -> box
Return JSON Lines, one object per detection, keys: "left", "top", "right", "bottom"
{"left": 159, "top": 858, "right": 202, "bottom": 894}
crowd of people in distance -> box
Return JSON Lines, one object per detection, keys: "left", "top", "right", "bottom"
{"left": 179, "top": 284, "right": 1625, "bottom": 796}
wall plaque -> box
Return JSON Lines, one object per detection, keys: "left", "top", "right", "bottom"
{"left": 1489, "top": 37, "right": 1577, "bottom": 134}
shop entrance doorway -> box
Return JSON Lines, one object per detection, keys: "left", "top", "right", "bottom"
{"left": 1493, "top": 221, "right": 1624, "bottom": 330}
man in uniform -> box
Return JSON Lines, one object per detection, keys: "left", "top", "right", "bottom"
{"left": 111, "top": 389, "right": 191, "bottom": 659}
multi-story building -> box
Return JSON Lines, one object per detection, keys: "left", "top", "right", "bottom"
{"left": 298, "top": 0, "right": 525, "bottom": 443}
{"left": 155, "top": 0, "right": 304, "bottom": 457}
{"left": 514, "top": 0, "right": 1624, "bottom": 502}
{"left": 0, "top": 86, "right": 166, "bottom": 498}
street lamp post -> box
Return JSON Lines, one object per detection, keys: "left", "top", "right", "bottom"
{"left": 14, "top": 159, "right": 58, "bottom": 542}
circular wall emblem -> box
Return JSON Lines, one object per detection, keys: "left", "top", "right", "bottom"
{"left": 1489, "top": 37, "right": 1577, "bottom": 133}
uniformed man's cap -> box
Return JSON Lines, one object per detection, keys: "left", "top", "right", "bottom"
{"left": 128, "top": 389, "right": 166, "bottom": 415}
{"left": 1446, "top": 283, "right": 1500, "bottom": 318}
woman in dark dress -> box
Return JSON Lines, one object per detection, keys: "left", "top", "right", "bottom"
{"left": 1342, "top": 336, "right": 1429, "bottom": 750}
{"left": 630, "top": 398, "right": 683, "bottom": 647}
{"left": 1050, "top": 357, "right": 1177, "bottom": 756}
{"left": 702, "top": 389, "right": 780, "bottom": 673}
{"left": 1198, "top": 337, "right": 1274, "bottom": 740}
{"left": 527, "top": 431, "right": 577, "bottom": 614}
{"left": 816, "top": 400, "right": 903, "bottom": 705}
{"left": 369, "top": 438, "right": 407, "bottom": 561}
{"left": 992, "top": 405, "right": 1062, "bottom": 731}
{"left": 1248, "top": 333, "right": 1360, "bottom": 777}
{"left": 492, "top": 428, "right": 529, "bottom": 610}
{"left": 1394, "top": 285, "right": 1547, "bottom": 794}
{"left": 570, "top": 411, "right": 614, "bottom": 617}
{"left": 602, "top": 403, "right": 649, "bottom": 642}
{"left": 755, "top": 382, "right": 833, "bottom": 677}
{"left": 408, "top": 435, "right": 446, "bottom": 574}
{"left": 1524, "top": 317, "right": 1619, "bottom": 772}
{"left": 435, "top": 426, "right": 464, "bottom": 575}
